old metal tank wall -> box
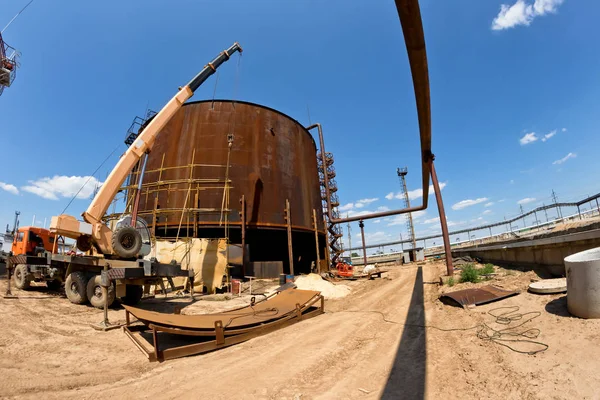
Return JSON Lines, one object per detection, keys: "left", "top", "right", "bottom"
{"left": 132, "top": 100, "right": 326, "bottom": 274}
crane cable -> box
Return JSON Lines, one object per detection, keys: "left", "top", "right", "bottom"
{"left": 59, "top": 144, "right": 120, "bottom": 216}
{"left": 2, "top": 0, "right": 34, "bottom": 34}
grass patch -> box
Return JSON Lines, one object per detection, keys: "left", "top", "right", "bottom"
{"left": 447, "top": 276, "right": 455, "bottom": 287}
{"left": 459, "top": 264, "right": 480, "bottom": 283}
{"left": 481, "top": 263, "right": 495, "bottom": 275}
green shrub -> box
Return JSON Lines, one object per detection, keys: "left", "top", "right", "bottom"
{"left": 459, "top": 264, "right": 480, "bottom": 283}
{"left": 480, "top": 264, "right": 495, "bottom": 275}
{"left": 447, "top": 276, "right": 455, "bottom": 286}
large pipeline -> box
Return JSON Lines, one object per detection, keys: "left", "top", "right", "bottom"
{"left": 305, "top": 0, "right": 434, "bottom": 225}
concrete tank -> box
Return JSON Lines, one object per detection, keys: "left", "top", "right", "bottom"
{"left": 129, "top": 100, "right": 326, "bottom": 274}
{"left": 564, "top": 247, "right": 600, "bottom": 318}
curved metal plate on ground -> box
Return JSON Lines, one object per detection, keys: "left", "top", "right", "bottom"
{"left": 528, "top": 278, "right": 567, "bottom": 294}
{"left": 440, "top": 285, "right": 519, "bottom": 308}
{"left": 124, "top": 288, "right": 321, "bottom": 330}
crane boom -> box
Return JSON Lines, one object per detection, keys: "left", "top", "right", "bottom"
{"left": 50, "top": 42, "right": 242, "bottom": 255}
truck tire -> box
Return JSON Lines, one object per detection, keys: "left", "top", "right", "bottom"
{"left": 86, "top": 275, "right": 115, "bottom": 309}
{"left": 120, "top": 285, "right": 144, "bottom": 306}
{"left": 46, "top": 279, "right": 62, "bottom": 291}
{"left": 65, "top": 271, "right": 89, "bottom": 304}
{"left": 13, "top": 264, "right": 31, "bottom": 290}
{"left": 112, "top": 226, "right": 142, "bottom": 259}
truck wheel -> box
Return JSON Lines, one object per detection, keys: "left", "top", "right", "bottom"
{"left": 112, "top": 226, "right": 142, "bottom": 259}
{"left": 46, "top": 279, "right": 62, "bottom": 291}
{"left": 13, "top": 264, "right": 31, "bottom": 290}
{"left": 65, "top": 271, "right": 89, "bottom": 304}
{"left": 86, "top": 275, "right": 115, "bottom": 309}
{"left": 120, "top": 285, "right": 144, "bottom": 306}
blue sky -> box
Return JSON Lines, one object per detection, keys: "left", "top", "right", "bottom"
{"left": 1, "top": 0, "right": 599, "bottom": 251}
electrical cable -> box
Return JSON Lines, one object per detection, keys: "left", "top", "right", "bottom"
{"left": 330, "top": 305, "right": 548, "bottom": 355}
{"left": 59, "top": 144, "right": 121, "bottom": 216}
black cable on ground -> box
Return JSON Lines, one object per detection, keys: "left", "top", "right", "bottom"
{"left": 329, "top": 306, "right": 548, "bottom": 355}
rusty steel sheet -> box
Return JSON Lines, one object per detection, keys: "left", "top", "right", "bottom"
{"left": 124, "top": 288, "right": 321, "bottom": 331}
{"left": 123, "top": 288, "right": 324, "bottom": 361}
{"left": 133, "top": 100, "right": 324, "bottom": 234}
{"left": 440, "top": 285, "right": 518, "bottom": 308}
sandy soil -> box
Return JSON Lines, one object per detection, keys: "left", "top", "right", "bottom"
{"left": 1, "top": 261, "right": 599, "bottom": 399}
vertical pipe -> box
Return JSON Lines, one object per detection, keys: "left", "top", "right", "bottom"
{"left": 152, "top": 196, "right": 158, "bottom": 237}
{"left": 359, "top": 220, "right": 367, "bottom": 267}
{"left": 577, "top": 205, "right": 582, "bottom": 220}
{"left": 5, "top": 252, "right": 12, "bottom": 296}
{"left": 240, "top": 195, "right": 246, "bottom": 277}
{"left": 131, "top": 153, "right": 149, "bottom": 224}
{"left": 596, "top": 198, "right": 600, "bottom": 216}
{"left": 312, "top": 209, "right": 321, "bottom": 271}
{"left": 286, "top": 199, "right": 294, "bottom": 275}
{"left": 489, "top": 226, "right": 492, "bottom": 238}
{"left": 430, "top": 160, "right": 453, "bottom": 276}
{"left": 323, "top": 215, "right": 331, "bottom": 269}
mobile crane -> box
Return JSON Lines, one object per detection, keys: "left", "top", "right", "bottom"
{"left": 50, "top": 42, "right": 242, "bottom": 257}
{"left": 7, "top": 43, "right": 242, "bottom": 308}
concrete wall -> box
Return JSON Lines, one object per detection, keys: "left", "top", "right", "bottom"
{"left": 453, "top": 229, "right": 600, "bottom": 276}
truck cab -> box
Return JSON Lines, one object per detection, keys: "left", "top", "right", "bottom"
{"left": 12, "top": 227, "right": 57, "bottom": 256}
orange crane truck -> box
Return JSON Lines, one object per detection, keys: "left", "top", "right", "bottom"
{"left": 6, "top": 42, "right": 242, "bottom": 308}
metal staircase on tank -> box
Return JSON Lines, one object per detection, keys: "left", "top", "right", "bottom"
{"left": 318, "top": 151, "right": 344, "bottom": 266}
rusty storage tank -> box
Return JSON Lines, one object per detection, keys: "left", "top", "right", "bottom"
{"left": 130, "top": 100, "right": 326, "bottom": 275}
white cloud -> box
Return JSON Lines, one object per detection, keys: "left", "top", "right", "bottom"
{"left": 492, "top": 0, "right": 564, "bottom": 31}
{"left": 339, "top": 198, "right": 379, "bottom": 212}
{"left": 553, "top": 152, "right": 576, "bottom": 165}
{"left": 386, "top": 182, "right": 447, "bottom": 202}
{"left": 541, "top": 129, "right": 557, "bottom": 142}
{"left": 339, "top": 203, "right": 354, "bottom": 212}
{"left": 482, "top": 209, "right": 492, "bottom": 215}
{"left": 376, "top": 206, "right": 390, "bottom": 212}
{"left": 517, "top": 197, "right": 536, "bottom": 205}
{"left": 387, "top": 210, "right": 426, "bottom": 226}
{"left": 519, "top": 132, "right": 538, "bottom": 145}
{"left": 561, "top": 128, "right": 567, "bottom": 132}
{"left": 510, "top": 180, "right": 515, "bottom": 184}
{"left": 499, "top": 199, "right": 506, "bottom": 202}
{"left": 354, "top": 231, "right": 392, "bottom": 246}
{"left": 0, "top": 182, "right": 19, "bottom": 195}
{"left": 373, "top": 219, "right": 381, "bottom": 224}
{"left": 346, "top": 210, "right": 373, "bottom": 218}
{"left": 452, "top": 197, "right": 489, "bottom": 210}
{"left": 22, "top": 175, "right": 102, "bottom": 201}
{"left": 484, "top": 202, "right": 494, "bottom": 207}
{"left": 447, "top": 220, "right": 466, "bottom": 227}
{"left": 423, "top": 217, "right": 440, "bottom": 225}
{"left": 356, "top": 198, "right": 378, "bottom": 206}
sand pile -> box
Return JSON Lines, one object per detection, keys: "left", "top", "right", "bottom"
{"left": 294, "top": 273, "right": 351, "bottom": 299}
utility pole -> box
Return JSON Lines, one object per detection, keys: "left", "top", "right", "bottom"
{"left": 543, "top": 204, "right": 549, "bottom": 222}
{"left": 519, "top": 204, "right": 525, "bottom": 228}
{"left": 552, "top": 189, "right": 562, "bottom": 219}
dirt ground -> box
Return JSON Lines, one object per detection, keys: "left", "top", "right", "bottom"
{"left": 1, "top": 261, "right": 599, "bottom": 400}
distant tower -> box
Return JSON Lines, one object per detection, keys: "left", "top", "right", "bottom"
{"left": 397, "top": 167, "right": 417, "bottom": 250}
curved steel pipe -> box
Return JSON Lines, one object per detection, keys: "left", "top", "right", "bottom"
{"left": 306, "top": 0, "right": 433, "bottom": 225}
